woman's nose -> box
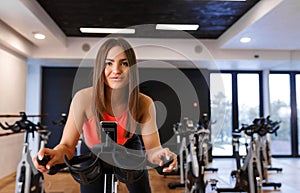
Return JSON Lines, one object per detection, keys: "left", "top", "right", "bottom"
{"left": 112, "top": 63, "right": 121, "bottom": 74}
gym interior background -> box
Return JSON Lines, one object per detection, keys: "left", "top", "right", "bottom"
{"left": 1, "top": 0, "right": 300, "bottom": 192}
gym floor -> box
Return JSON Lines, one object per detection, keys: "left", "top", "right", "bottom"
{"left": 0, "top": 158, "right": 299, "bottom": 193}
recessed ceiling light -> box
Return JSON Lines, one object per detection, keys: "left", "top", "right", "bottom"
{"left": 33, "top": 32, "right": 46, "bottom": 40}
{"left": 156, "top": 24, "right": 199, "bottom": 31}
{"left": 240, "top": 37, "right": 251, "bottom": 43}
{"left": 80, "top": 28, "right": 135, "bottom": 34}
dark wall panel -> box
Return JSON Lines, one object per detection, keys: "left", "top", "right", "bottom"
{"left": 41, "top": 67, "right": 92, "bottom": 148}
{"left": 139, "top": 68, "right": 210, "bottom": 145}
{"left": 41, "top": 67, "right": 210, "bottom": 147}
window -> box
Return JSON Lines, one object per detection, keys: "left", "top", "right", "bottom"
{"left": 210, "top": 73, "right": 232, "bottom": 156}
{"left": 237, "top": 74, "right": 260, "bottom": 127}
{"left": 237, "top": 73, "right": 260, "bottom": 155}
{"left": 211, "top": 72, "right": 296, "bottom": 157}
{"left": 269, "top": 74, "right": 291, "bottom": 155}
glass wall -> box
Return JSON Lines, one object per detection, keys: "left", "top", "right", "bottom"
{"left": 210, "top": 72, "right": 299, "bottom": 157}
{"left": 210, "top": 73, "right": 232, "bottom": 156}
{"left": 269, "top": 74, "right": 291, "bottom": 155}
{"left": 237, "top": 73, "right": 260, "bottom": 155}
{"left": 237, "top": 74, "right": 260, "bottom": 127}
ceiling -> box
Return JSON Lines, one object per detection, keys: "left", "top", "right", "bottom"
{"left": 35, "top": 0, "right": 260, "bottom": 39}
{"left": 1, "top": 0, "right": 300, "bottom": 70}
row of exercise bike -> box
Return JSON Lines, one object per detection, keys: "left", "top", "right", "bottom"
{"left": 0, "top": 112, "right": 282, "bottom": 193}
{"left": 216, "top": 116, "right": 282, "bottom": 193}
{"left": 164, "top": 115, "right": 282, "bottom": 193}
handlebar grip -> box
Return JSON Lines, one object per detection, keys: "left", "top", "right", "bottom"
{"left": 48, "top": 163, "right": 67, "bottom": 175}
{"left": 155, "top": 156, "right": 174, "bottom": 175}
{"left": 37, "top": 155, "right": 51, "bottom": 166}
{"left": 37, "top": 155, "right": 67, "bottom": 175}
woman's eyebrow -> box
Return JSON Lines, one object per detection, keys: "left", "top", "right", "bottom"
{"left": 105, "top": 58, "right": 128, "bottom": 61}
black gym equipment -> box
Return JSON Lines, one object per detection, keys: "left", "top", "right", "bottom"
{"left": 0, "top": 112, "right": 50, "bottom": 193}
{"left": 38, "top": 121, "right": 173, "bottom": 193}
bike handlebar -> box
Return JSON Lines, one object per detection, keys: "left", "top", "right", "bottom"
{"left": 238, "top": 118, "right": 281, "bottom": 137}
{"left": 92, "top": 143, "right": 147, "bottom": 170}
{"left": 39, "top": 142, "right": 172, "bottom": 184}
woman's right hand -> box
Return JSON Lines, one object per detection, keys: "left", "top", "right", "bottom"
{"left": 32, "top": 147, "right": 64, "bottom": 173}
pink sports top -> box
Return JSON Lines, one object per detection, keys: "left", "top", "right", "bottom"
{"left": 82, "top": 112, "right": 129, "bottom": 147}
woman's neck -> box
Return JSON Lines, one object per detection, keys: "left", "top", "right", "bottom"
{"left": 105, "top": 87, "right": 128, "bottom": 115}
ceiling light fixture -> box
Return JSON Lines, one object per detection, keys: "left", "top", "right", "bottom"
{"left": 80, "top": 28, "right": 135, "bottom": 34}
{"left": 33, "top": 32, "right": 46, "bottom": 40}
{"left": 240, "top": 37, "right": 251, "bottom": 43}
{"left": 156, "top": 24, "right": 199, "bottom": 31}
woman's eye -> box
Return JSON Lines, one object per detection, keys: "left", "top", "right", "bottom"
{"left": 121, "top": 62, "right": 129, "bottom": 66}
{"left": 105, "top": 62, "right": 112, "bottom": 66}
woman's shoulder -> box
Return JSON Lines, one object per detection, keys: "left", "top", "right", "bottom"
{"left": 71, "top": 87, "right": 93, "bottom": 119}
{"left": 73, "top": 87, "right": 93, "bottom": 99}
{"left": 139, "top": 93, "right": 153, "bottom": 106}
{"left": 71, "top": 87, "right": 93, "bottom": 107}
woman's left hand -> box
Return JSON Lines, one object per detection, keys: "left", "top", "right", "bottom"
{"left": 148, "top": 147, "right": 177, "bottom": 173}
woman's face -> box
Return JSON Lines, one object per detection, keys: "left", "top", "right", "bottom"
{"left": 104, "top": 46, "right": 130, "bottom": 90}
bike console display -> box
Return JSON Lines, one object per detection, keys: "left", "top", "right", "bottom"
{"left": 100, "top": 121, "right": 117, "bottom": 143}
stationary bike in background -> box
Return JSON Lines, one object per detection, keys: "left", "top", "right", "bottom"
{"left": 0, "top": 112, "right": 50, "bottom": 193}
{"left": 52, "top": 112, "right": 67, "bottom": 126}
{"left": 196, "top": 113, "right": 217, "bottom": 172}
{"left": 217, "top": 122, "right": 263, "bottom": 193}
{"left": 168, "top": 116, "right": 217, "bottom": 193}
{"left": 216, "top": 116, "right": 281, "bottom": 193}
{"left": 253, "top": 116, "right": 282, "bottom": 189}
{"left": 262, "top": 116, "right": 282, "bottom": 173}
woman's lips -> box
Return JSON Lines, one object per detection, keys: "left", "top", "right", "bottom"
{"left": 110, "top": 76, "right": 123, "bottom": 81}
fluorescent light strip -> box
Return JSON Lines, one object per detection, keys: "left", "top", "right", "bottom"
{"left": 156, "top": 24, "right": 199, "bottom": 31}
{"left": 80, "top": 28, "right": 135, "bottom": 34}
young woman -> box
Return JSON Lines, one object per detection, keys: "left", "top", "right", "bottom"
{"left": 33, "top": 38, "right": 177, "bottom": 193}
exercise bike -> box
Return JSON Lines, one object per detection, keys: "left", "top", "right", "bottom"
{"left": 0, "top": 112, "right": 50, "bottom": 193}
{"left": 251, "top": 117, "right": 282, "bottom": 189}
{"left": 216, "top": 118, "right": 281, "bottom": 193}
{"left": 196, "top": 114, "right": 218, "bottom": 173}
{"left": 168, "top": 117, "right": 217, "bottom": 193}
{"left": 38, "top": 121, "right": 173, "bottom": 193}
{"left": 262, "top": 116, "right": 282, "bottom": 173}
{"left": 217, "top": 123, "right": 263, "bottom": 193}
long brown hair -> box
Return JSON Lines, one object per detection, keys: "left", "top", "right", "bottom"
{"left": 92, "top": 38, "right": 139, "bottom": 138}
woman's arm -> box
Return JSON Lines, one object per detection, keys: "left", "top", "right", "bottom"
{"left": 33, "top": 88, "right": 88, "bottom": 172}
{"left": 139, "top": 94, "right": 176, "bottom": 171}
{"left": 54, "top": 100, "right": 82, "bottom": 160}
